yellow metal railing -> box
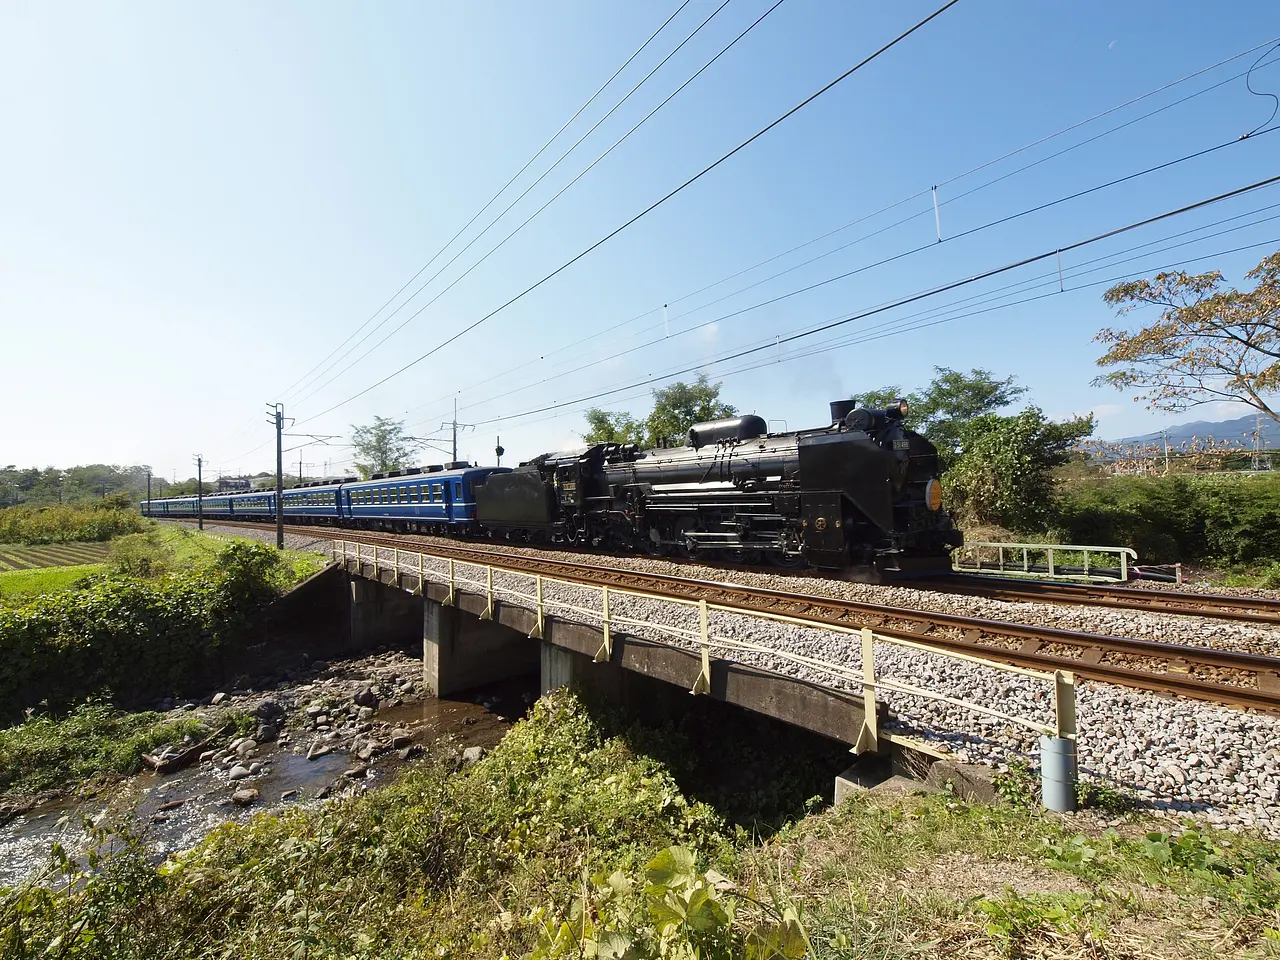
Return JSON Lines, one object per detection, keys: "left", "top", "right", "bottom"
{"left": 336, "top": 539, "right": 1079, "bottom": 807}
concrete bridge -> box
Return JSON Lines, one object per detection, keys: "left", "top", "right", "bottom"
{"left": 340, "top": 549, "right": 876, "bottom": 748}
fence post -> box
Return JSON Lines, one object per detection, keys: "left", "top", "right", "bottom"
{"left": 482, "top": 565, "right": 493, "bottom": 620}
{"left": 596, "top": 587, "right": 612, "bottom": 662}
{"left": 447, "top": 559, "right": 456, "bottom": 606}
{"left": 1047, "top": 547, "right": 1056, "bottom": 579}
{"left": 690, "top": 600, "right": 711, "bottom": 695}
{"left": 1121, "top": 549, "right": 1129, "bottom": 582}
{"left": 855, "top": 627, "right": 879, "bottom": 754}
{"left": 529, "top": 576, "right": 545, "bottom": 639}
{"left": 393, "top": 547, "right": 400, "bottom": 587}
{"left": 1041, "top": 670, "right": 1078, "bottom": 812}
{"left": 417, "top": 553, "right": 424, "bottom": 596}
{"left": 374, "top": 546, "right": 381, "bottom": 578}
{"left": 1022, "top": 547, "right": 1029, "bottom": 574}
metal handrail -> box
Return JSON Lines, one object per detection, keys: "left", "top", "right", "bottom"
{"left": 335, "top": 539, "right": 1077, "bottom": 799}
{"left": 954, "top": 540, "right": 1138, "bottom": 582}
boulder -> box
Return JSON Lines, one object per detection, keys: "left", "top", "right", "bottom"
{"left": 231, "top": 788, "right": 259, "bottom": 806}
{"left": 228, "top": 764, "right": 252, "bottom": 781}
{"left": 461, "top": 746, "right": 486, "bottom": 765}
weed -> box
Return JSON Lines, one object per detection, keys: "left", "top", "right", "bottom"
{"left": 1076, "top": 776, "right": 1137, "bottom": 813}
{"left": 992, "top": 760, "right": 1038, "bottom": 808}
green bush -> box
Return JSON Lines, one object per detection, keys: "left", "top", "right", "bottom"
{"left": 107, "top": 531, "right": 175, "bottom": 577}
{"left": 0, "top": 703, "right": 218, "bottom": 796}
{"left": 0, "top": 541, "right": 286, "bottom": 719}
{"left": 0, "top": 691, "right": 732, "bottom": 959}
{"left": 0, "top": 504, "right": 145, "bottom": 545}
{"left": 1051, "top": 472, "right": 1280, "bottom": 566}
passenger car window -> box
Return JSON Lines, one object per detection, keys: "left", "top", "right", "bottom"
{"left": 400, "top": 486, "right": 408, "bottom": 502}
{"left": 453, "top": 481, "right": 462, "bottom": 498}
{"left": 432, "top": 483, "right": 443, "bottom": 500}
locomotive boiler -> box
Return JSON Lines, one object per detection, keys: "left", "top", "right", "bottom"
{"left": 473, "top": 399, "right": 962, "bottom": 577}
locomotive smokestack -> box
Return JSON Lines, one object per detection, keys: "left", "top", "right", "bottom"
{"left": 829, "top": 399, "right": 857, "bottom": 424}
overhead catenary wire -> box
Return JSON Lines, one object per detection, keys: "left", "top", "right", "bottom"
{"left": 394, "top": 38, "right": 1280, "bottom": 424}
{"left": 274, "top": 0, "right": 696, "bottom": 406}
{"left": 402, "top": 126, "right": 1280, "bottom": 429}
{"left": 294, "top": 0, "right": 966, "bottom": 426}
{"left": 289, "top": 0, "right": 789, "bottom": 409}
{"left": 457, "top": 173, "right": 1280, "bottom": 428}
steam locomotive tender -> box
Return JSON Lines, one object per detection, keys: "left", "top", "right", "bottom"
{"left": 473, "top": 399, "right": 962, "bottom": 578}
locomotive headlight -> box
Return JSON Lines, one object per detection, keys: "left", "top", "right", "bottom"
{"left": 925, "top": 478, "right": 943, "bottom": 511}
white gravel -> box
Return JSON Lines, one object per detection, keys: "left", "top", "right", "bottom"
{"left": 176, "top": 523, "right": 1280, "bottom": 834}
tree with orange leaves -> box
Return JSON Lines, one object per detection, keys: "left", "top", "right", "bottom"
{"left": 1094, "top": 250, "right": 1280, "bottom": 425}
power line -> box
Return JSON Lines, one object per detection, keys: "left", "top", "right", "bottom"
{"left": 459, "top": 173, "right": 1280, "bottom": 427}
{"left": 295, "top": 0, "right": 965, "bottom": 425}
{"left": 290, "top": 0, "right": 788, "bottom": 409}
{"left": 276, "top": 0, "right": 695, "bottom": 405}
{"left": 394, "top": 39, "right": 1280, "bottom": 425}
{"left": 404, "top": 126, "right": 1279, "bottom": 429}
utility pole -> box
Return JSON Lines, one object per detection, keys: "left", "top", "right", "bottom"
{"left": 299, "top": 452, "right": 304, "bottom": 482}
{"left": 439, "top": 398, "right": 474, "bottom": 466}
{"left": 495, "top": 435, "right": 504, "bottom": 467}
{"left": 146, "top": 470, "right": 151, "bottom": 514}
{"left": 193, "top": 454, "right": 204, "bottom": 530}
{"left": 267, "top": 403, "right": 285, "bottom": 549}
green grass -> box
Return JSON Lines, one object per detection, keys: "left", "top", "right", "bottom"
{"left": 0, "top": 541, "right": 110, "bottom": 571}
{"left": 0, "top": 564, "right": 106, "bottom": 601}
{"left": 5, "top": 692, "right": 1280, "bottom": 958}
{"left": 148, "top": 523, "right": 326, "bottom": 586}
{"left": 0, "top": 703, "right": 251, "bottom": 797}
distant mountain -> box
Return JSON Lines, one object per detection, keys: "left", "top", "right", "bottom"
{"left": 1115, "top": 414, "right": 1280, "bottom": 448}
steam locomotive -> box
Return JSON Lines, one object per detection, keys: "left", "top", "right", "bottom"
{"left": 144, "top": 400, "right": 961, "bottom": 579}
{"left": 473, "top": 399, "right": 961, "bottom": 577}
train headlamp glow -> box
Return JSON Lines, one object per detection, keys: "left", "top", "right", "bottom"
{"left": 925, "top": 478, "right": 942, "bottom": 511}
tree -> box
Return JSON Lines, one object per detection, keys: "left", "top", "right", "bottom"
{"left": 858, "top": 367, "right": 1027, "bottom": 464}
{"left": 1094, "top": 251, "right": 1280, "bottom": 424}
{"left": 643, "top": 374, "right": 737, "bottom": 447}
{"left": 350, "top": 416, "right": 419, "bottom": 479}
{"left": 581, "top": 374, "right": 737, "bottom": 449}
{"left": 582, "top": 409, "right": 647, "bottom": 446}
{"left": 946, "top": 407, "right": 1095, "bottom": 529}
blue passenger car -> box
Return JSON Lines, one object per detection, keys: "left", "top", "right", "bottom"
{"left": 342, "top": 464, "right": 510, "bottom": 531}
{"left": 280, "top": 481, "right": 345, "bottom": 524}
{"left": 229, "top": 490, "right": 275, "bottom": 519}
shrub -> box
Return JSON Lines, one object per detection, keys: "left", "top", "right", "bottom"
{"left": 1051, "top": 472, "right": 1280, "bottom": 566}
{"left": 0, "top": 504, "right": 146, "bottom": 545}
{"left": 107, "top": 532, "right": 175, "bottom": 578}
{"left": 0, "top": 541, "right": 285, "bottom": 719}
{"left": 0, "top": 691, "right": 732, "bottom": 959}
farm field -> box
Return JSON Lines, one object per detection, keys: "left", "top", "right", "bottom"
{"left": 0, "top": 564, "right": 105, "bottom": 601}
{"left": 0, "top": 541, "right": 109, "bottom": 571}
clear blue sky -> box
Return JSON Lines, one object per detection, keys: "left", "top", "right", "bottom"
{"left": 3, "top": 0, "right": 1278, "bottom": 481}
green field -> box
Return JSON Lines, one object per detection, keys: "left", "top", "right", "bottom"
{"left": 0, "top": 563, "right": 106, "bottom": 600}
{"left": 0, "top": 541, "right": 109, "bottom": 571}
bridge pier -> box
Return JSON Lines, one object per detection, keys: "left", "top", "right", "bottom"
{"left": 423, "top": 598, "right": 539, "bottom": 697}
{"left": 349, "top": 576, "right": 421, "bottom": 651}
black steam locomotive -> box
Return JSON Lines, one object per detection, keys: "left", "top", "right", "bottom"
{"left": 474, "top": 399, "right": 962, "bottom": 578}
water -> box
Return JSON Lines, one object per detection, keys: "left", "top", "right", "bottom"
{"left": 0, "top": 682, "right": 533, "bottom": 888}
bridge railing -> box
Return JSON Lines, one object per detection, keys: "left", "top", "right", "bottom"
{"left": 334, "top": 540, "right": 1079, "bottom": 811}
{"left": 953, "top": 540, "right": 1139, "bottom": 582}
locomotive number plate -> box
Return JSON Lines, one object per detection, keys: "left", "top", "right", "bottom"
{"left": 892, "top": 439, "right": 911, "bottom": 450}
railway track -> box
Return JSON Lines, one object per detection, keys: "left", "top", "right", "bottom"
{"left": 181, "top": 520, "right": 1280, "bottom": 712}
{"left": 267, "top": 524, "right": 1280, "bottom": 714}
{"left": 930, "top": 574, "right": 1280, "bottom": 627}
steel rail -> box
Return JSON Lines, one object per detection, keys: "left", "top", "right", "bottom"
{"left": 934, "top": 574, "right": 1280, "bottom": 626}
{"left": 178, "top": 519, "right": 1280, "bottom": 711}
